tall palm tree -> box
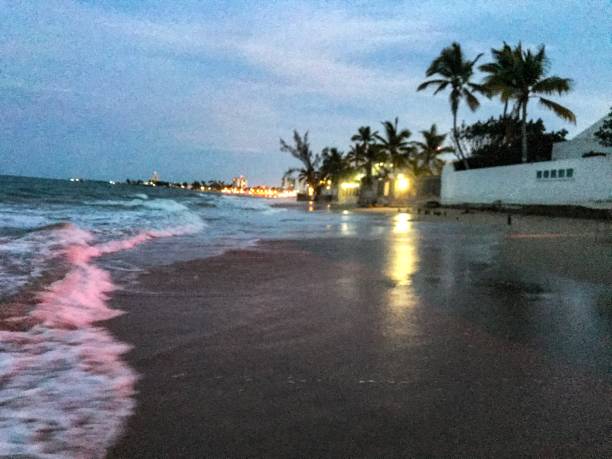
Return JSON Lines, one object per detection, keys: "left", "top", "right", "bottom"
{"left": 349, "top": 126, "right": 379, "bottom": 184}
{"left": 480, "top": 42, "right": 575, "bottom": 162}
{"left": 417, "top": 42, "right": 485, "bottom": 169}
{"left": 375, "top": 117, "right": 414, "bottom": 175}
{"left": 412, "top": 124, "right": 455, "bottom": 176}
{"left": 280, "top": 130, "right": 320, "bottom": 194}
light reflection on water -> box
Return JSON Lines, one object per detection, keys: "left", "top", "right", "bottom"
{"left": 384, "top": 213, "right": 419, "bottom": 338}
{"left": 388, "top": 213, "right": 418, "bottom": 287}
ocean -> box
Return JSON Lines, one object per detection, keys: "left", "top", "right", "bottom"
{"left": 0, "top": 175, "right": 375, "bottom": 457}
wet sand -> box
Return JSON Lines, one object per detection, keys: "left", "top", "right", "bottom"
{"left": 107, "top": 220, "right": 612, "bottom": 457}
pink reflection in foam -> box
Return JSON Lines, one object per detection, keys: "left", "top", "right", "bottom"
{"left": 0, "top": 222, "right": 199, "bottom": 457}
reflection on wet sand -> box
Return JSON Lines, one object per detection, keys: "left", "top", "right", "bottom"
{"left": 385, "top": 213, "right": 419, "bottom": 337}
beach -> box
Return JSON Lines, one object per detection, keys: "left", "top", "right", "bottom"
{"left": 107, "top": 213, "right": 612, "bottom": 457}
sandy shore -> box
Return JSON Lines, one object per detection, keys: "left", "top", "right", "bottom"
{"left": 107, "top": 216, "right": 611, "bottom": 457}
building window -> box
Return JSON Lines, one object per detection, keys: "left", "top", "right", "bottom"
{"left": 566, "top": 168, "right": 574, "bottom": 178}
{"left": 537, "top": 171, "right": 542, "bottom": 179}
{"left": 559, "top": 169, "right": 565, "bottom": 178}
{"left": 551, "top": 170, "right": 557, "bottom": 178}
{"left": 543, "top": 170, "right": 549, "bottom": 178}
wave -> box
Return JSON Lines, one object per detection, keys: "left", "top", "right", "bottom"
{"left": 0, "top": 222, "right": 201, "bottom": 457}
{"left": 220, "top": 195, "right": 285, "bottom": 213}
{"left": 0, "top": 213, "right": 52, "bottom": 230}
{"left": 90, "top": 197, "right": 189, "bottom": 213}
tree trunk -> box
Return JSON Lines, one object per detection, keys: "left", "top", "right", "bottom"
{"left": 521, "top": 100, "right": 528, "bottom": 162}
{"left": 502, "top": 100, "right": 512, "bottom": 145}
{"left": 452, "top": 109, "right": 469, "bottom": 170}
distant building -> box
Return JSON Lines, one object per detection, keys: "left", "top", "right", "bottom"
{"left": 232, "top": 175, "right": 248, "bottom": 189}
{"left": 552, "top": 115, "right": 612, "bottom": 160}
{"left": 150, "top": 171, "right": 160, "bottom": 182}
{"left": 281, "top": 175, "right": 296, "bottom": 190}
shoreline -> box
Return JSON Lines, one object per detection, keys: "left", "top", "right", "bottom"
{"left": 106, "top": 217, "right": 611, "bottom": 457}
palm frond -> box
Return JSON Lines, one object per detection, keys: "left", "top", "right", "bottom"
{"left": 417, "top": 79, "right": 448, "bottom": 92}
{"left": 531, "top": 76, "right": 573, "bottom": 95}
{"left": 538, "top": 97, "right": 576, "bottom": 123}
{"left": 432, "top": 81, "right": 450, "bottom": 95}
{"left": 470, "top": 52, "right": 484, "bottom": 66}
{"left": 463, "top": 89, "right": 480, "bottom": 111}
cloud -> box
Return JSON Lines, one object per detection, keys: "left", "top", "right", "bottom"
{"left": 1, "top": 0, "right": 609, "bottom": 182}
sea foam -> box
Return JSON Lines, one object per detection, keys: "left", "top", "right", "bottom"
{"left": 0, "top": 221, "right": 201, "bottom": 457}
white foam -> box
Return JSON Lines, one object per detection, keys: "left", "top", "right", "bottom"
{"left": 91, "top": 198, "right": 189, "bottom": 213}
{"left": 0, "top": 326, "right": 136, "bottom": 458}
{"left": 0, "top": 222, "right": 202, "bottom": 457}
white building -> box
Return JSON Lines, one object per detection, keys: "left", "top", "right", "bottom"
{"left": 551, "top": 115, "right": 612, "bottom": 160}
{"left": 232, "top": 175, "right": 248, "bottom": 189}
{"left": 441, "top": 115, "right": 612, "bottom": 209}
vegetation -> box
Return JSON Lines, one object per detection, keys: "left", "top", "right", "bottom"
{"left": 594, "top": 107, "right": 612, "bottom": 147}
{"left": 280, "top": 40, "right": 579, "bottom": 196}
{"left": 456, "top": 117, "right": 567, "bottom": 169}
{"left": 411, "top": 124, "right": 454, "bottom": 176}
{"left": 417, "top": 42, "right": 485, "bottom": 169}
{"left": 479, "top": 42, "right": 575, "bottom": 162}
{"left": 348, "top": 126, "right": 380, "bottom": 185}
{"left": 375, "top": 118, "right": 414, "bottom": 176}
{"left": 280, "top": 130, "right": 320, "bottom": 194}
{"left": 318, "top": 147, "right": 349, "bottom": 185}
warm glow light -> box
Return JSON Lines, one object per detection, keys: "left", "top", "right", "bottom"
{"left": 393, "top": 212, "right": 412, "bottom": 234}
{"left": 395, "top": 174, "right": 409, "bottom": 193}
{"left": 308, "top": 186, "right": 314, "bottom": 197}
{"left": 340, "top": 182, "right": 359, "bottom": 190}
{"left": 385, "top": 217, "right": 418, "bottom": 333}
{"left": 388, "top": 237, "right": 416, "bottom": 286}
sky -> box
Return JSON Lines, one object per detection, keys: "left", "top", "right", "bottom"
{"left": 1, "top": 0, "right": 610, "bottom": 184}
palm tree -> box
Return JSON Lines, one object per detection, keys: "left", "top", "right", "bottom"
{"left": 412, "top": 124, "right": 455, "bottom": 176}
{"left": 480, "top": 43, "right": 575, "bottom": 162}
{"left": 375, "top": 117, "right": 414, "bottom": 175}
{"left": 417, "top": 42, "right": 485, "bottom": 169}
{"left": 349, "top": 126, "right": 379, "bottom": 184}
{"left": 318, "top": 147, "right": 348, "bottom": 185}
{"left": 479, "top": 42, "right": 519, "bottom": 143}
{"left": 280, "top": 130, "right": 320, "bottom": 195}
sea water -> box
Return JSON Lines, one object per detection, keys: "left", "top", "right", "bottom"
{"left": 0, "top": 175, "right": 373, "bottom": 457}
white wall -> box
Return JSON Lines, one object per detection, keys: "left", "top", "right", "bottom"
{"left": 441, "top": 156, "right": 612, "bottom": 208}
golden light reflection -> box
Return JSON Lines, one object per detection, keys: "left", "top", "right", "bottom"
{"left": 385, "top": 217, "right": 419, "bottom": 338}
{"left": 388, "top": 225, "right": 417, "bottom": 287}
{"left": 392, "top": 212, "right": 412, "bottom": 234}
